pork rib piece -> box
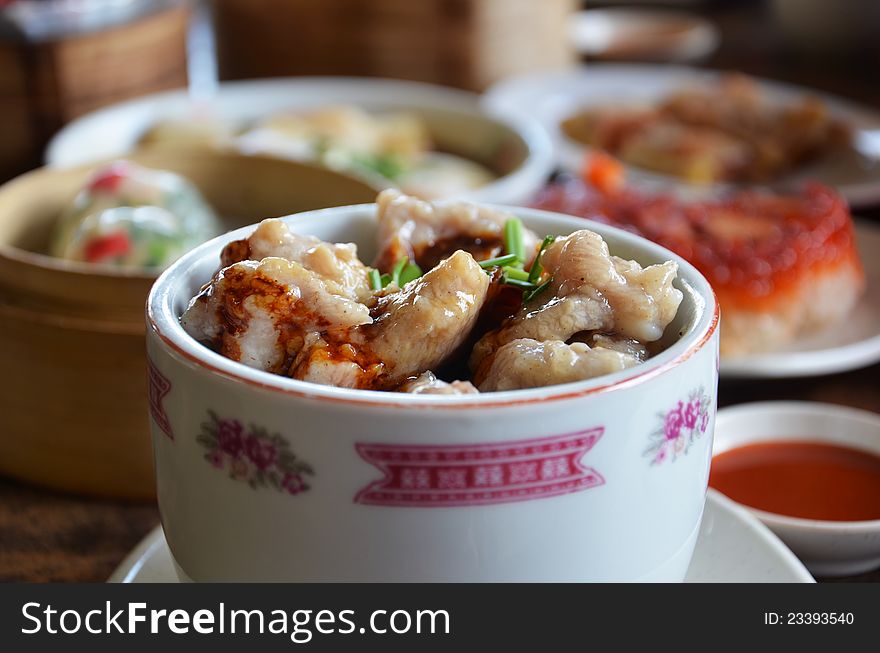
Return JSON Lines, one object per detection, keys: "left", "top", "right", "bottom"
{"left": 477, "top": 339, "right": 641, "bottom": 392}
{"left": 472, "top": 229, "right": 682, "bottom": 370}
{"left": 374, "top": 189, "right": 539, "bottom": 272}
{"left": 292, "top": 250, "right": 490, "bottom": 390}
{"left": 181, "top": 257, "right": 372, "bottom": 374}
{"left": 221, "top": 218, "right": 373, "bottom": 303}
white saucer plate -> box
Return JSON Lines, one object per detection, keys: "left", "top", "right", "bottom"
{"left": 721, "top": 221, "right": 880, "bottom": 379}
{"left": 109, "top": 490, "right": 812, "bottom": 583}
{"left": 484, "top": 63, "right": 880, "bottom": 208}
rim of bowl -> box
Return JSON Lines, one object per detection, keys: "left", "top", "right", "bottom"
{"left": 714, "top": 401, "right": 880, "bottom": 533}
{"left": 147, "top": 203, "right": 719, "bottom": 409}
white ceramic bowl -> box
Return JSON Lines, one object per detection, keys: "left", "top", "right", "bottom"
{"left": 146, "top": 204, "right": 720, "bottom": 582}
{"left": 45, "top": 77, "right": 554, "bottom": 206}
{"left": 714, "top": 401, "right": 880, "bottom": 577}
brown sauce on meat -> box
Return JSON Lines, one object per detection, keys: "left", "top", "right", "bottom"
{"left": 290, "top": 330, "right": 388, "bottom": 389}
{"left": 208, "top": 265, "right": 332, "bottom": 376}
{"left": 220, "top": 238, "right": 252, "bottom": 267}
{"left": 414, "top": 234, "right": 504, "bottom": 271}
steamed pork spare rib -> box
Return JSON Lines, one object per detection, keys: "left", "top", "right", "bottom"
{"left": 182, "top": 192, "right": 683, "bottom": 393}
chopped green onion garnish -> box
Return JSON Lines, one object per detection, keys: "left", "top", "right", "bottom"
{"left": 478, "top": 253, "right": 518, "bottom": 269}
{"left": 479, "top": 227, "right": 555, "bottom": 300}
{"left": 502, "top": 266, "right": 530, "bottom": 282}
{"left": 391, "top": 257, "right": 408, "bottom": 286}
{"left": 523, "top": 278, "right": 553, "bottom": 303}
{"left": 501, "top": 276, "right": 537, "bottom": 290}
{"left": 398, "top": 262, "right": 422, "bottom": 286}
{"left": 528, "top": 235, "right": 556, "bottom": 284}
{"left": 503, "top": 218, "right": 525, "bottom": 264}
{"left": 371, "top": 259, "right": 422, "bottom": 291}
{"left": 369, "top": 269, "right": 382, "bottom": 291}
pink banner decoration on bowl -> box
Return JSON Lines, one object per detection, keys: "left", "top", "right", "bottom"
{"left": 148, "top": 358, "right": 173, "bottom": 441}
{"left": 355, "top": 428, "right": 604, "bottom": 507}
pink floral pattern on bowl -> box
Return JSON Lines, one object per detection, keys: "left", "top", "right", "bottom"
{"left": 644, "top": 388, "right": 712, "bottom": 465}
{"left": 197, "top": 411, "right": 313, "bottom": 494}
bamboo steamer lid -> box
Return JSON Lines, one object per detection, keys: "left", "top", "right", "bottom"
{"left": 0, "top": 150, "right": 382, "bottom": 498}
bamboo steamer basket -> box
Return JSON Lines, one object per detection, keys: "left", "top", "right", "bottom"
{"left": 213, "top": 0, "right": 576, "bottom": 91}
{"left": 0, "top": 150, "right": 382, "bottom": 499}
{"left": 0, "top": 1, "right": 189, "bottom": 180}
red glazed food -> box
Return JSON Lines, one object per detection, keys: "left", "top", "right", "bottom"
{"left": 532, "top": 169, "right": 865, "bottom": 356}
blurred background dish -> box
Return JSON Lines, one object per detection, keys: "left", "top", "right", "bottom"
{"left": 713, "top": 402, "right": 880, "bottom": 576}
{"left": 569, "top": 7, "right": 719, "bottom": 63}
{"left": 0, "top": 151, "right": 381, "bottom": 499}
{"left": 560, "top": 74, "right": 849, "bottom": 185}
{"left": 45, "top": 77, "right": 554, "bottom": 205}
{"left": 50, "top": 160, "right": 222, "bottom": 270}
{"left": 484, "top": 64, "right": 880, "bottom": 207}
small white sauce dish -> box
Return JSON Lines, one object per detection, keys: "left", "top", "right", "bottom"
{"left": 713, "top": 401, "right": 880, "bottom": 577}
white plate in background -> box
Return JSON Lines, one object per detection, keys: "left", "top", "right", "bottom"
{"left": 484, "top": 64, "right": 880, "bottom": 207}
{"left": 108, "top": 490, "right": 813, "bottom": 583}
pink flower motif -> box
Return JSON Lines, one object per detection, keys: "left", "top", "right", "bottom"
{"left": 683, "top": 399, "right": 700, "bottom": 430}
{"left": 282, "top": 472, "right": 308, "bottom": 495}
{"left": 217, "top": 419, "right": 245, "bottom": 458}
{"left": 647, "top": 390, "right": 712, "bottom": 466}
{"left": 201, "top": 412, "right": 313, "bottom": 495}
{"left": 664, "top": 402, "right": 685, "bottom": 441}
{"left": 245, "top": 434, "right": 278, "bottom": 471}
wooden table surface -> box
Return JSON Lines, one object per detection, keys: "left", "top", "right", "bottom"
{"left": 2, "top": 0, "right": 879, "bottom": 583}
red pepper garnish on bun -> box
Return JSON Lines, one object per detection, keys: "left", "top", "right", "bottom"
{"left": 83, "top": 232, "right": 132, "bottom": 262}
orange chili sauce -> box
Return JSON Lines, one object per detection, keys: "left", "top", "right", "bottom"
{"left": 710, "top": 441, "right": 880, "bottom": 522}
